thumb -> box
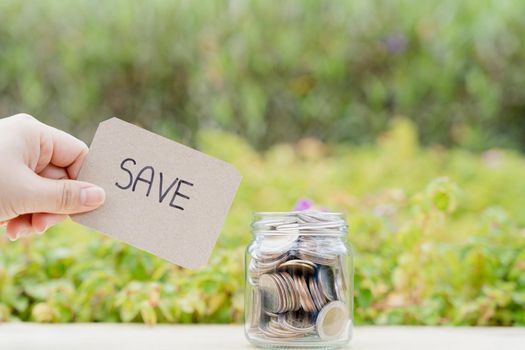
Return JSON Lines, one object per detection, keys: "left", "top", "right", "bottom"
{"left": 24, "top": 176, "right": 106, "bottom": 215}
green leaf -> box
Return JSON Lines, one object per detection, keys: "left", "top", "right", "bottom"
{"left": 140, "top": 301, "right": 157, "bottom": 325}
{"left": 119, "top": 300, "right": 140, "bottom": 322}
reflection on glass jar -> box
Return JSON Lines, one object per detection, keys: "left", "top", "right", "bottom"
{"left": 245, "top": 212, "right": 354, "bottom": 349}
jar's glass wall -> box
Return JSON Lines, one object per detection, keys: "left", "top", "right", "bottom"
{"left": 244, "top": 212, "right": 353, "bottom": 349}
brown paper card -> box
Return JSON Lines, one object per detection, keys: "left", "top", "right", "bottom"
{"left": 72, "top": 117, "right": 242, "bottom": 269}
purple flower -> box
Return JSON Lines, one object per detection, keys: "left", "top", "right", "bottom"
{"left": 383, "top": 33, "right": 408, "bottom": 54}
{"left": 294, "top": 198, "right": 314, "bottom": 211}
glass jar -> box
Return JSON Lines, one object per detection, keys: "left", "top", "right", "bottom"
{"left": 245, "top": 211, "right": 353, "bottom": 349}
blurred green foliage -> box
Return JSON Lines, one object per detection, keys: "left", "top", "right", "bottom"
{"left": 0, "top": 0, "right": 525, "bottom": 150}
{"left": 1, "top": 120, "right": 524, "bottom": 325}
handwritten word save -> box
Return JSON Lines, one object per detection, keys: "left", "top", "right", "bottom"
{"left": 115, "top": 158, "right": 194, "bottom": 210}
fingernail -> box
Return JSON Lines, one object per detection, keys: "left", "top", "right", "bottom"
{"left": 8, "top": 235, "right": 18, "bottom": 242}
{"left": 80, "top": 187, "right": 106, "bottom": 207}
{"left": 36, "top": 225, "right": 48, "bottom": 235}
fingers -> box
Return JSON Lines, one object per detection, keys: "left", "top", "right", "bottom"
{"left": 5, "top": 213, "right": 66, "bottom": 241}
{"left": 38, "top": 163, "right": 68, "bottom": 180}
{"left": 31, "top": 213, "right": 67, "bottom": 234}
{"left": 3, "top": 167, "right": 98, "bottom": 240}
{"left": 6, "top": 214, "right": 32, "bottom": 240}
{"left": 45, "top": 125, "right": 88, "bottom": 179}
{"left": 24, "top": 175, "right": 106, "bottom": 215}
{"left": 0, "top": 114, "right": 102, "bottom": 242}
{"left": 6, "top": 165, "right": 70, "bottom": 239}
{"left": 4, "top": 114, "right": 88, "bottom": 178}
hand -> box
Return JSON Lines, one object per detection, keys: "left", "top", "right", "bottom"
{"left": 0, "top": 114, "right": 105, "bottom": 240}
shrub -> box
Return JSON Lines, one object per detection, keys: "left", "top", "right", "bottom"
{"left": 1, "top": 120, "right": 524, "bottom": 325}
{"left": 0, "top": 0, "right": 525, "bottom": 150}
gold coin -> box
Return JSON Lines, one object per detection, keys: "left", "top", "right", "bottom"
{"left": 315, "top": 301, "right": 349, "bottom": 340}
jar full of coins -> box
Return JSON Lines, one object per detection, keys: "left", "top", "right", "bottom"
{"left": 245, "top": 212, "right": 353, "bottom": 349}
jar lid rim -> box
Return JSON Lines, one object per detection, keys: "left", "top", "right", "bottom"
{"left": 251, "top": 211, "right": 348, "bottom": 235}
{"left": 252, "top": 230, "right": 347, "bottom": 236}
{"left": 253, "top": 211, "right": 345, "bottom": 216}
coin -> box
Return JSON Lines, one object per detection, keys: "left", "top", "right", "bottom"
{"left": 259, "top": 233, "right": 298, "bottom": 254}
{"left": 272, "top": 273, "right": 288, "bottom": 313}
{"left": 260, "top": 317, "right": 304, "bottom": 339}
{"left": 273, "top": 222, "right": 300, "bottom": 230}
{"left": 308, "top": 275, "right": 327, "bottom": 311}
{"left": 250, "top": 248, "right": 288, "bottom": 262}
{"left": 278, "top": 310, "right": 315, "bottom": 334}
{"left": 297, "top": 251, "right": 338, "bottom": 266}
{"left": 279, "top": 272, "right": 301, "bottom": 311}
{"left": 293, "top": 274, "right": 315, "bottom": 312}
{"left": 297, "top": 212, "right": 324, "bottom": 223}
{"left": 259, "top": 274, "right": 281, "bottom": 313}
{"left": 316, "top": 301, "right": 349, "bottom": 340}
{"left": 297, "top": 212, "right": 343, "bottom": 225}
{"left": 259, "top": 272, "right": 299, "bottom": 314}
{"left": 334, "top": 257, "right": 348, "bottom": 301}
{"left": 337, "top": 255, "right": 349, "bottom": 299}
{"left": 249, "top": 288, "right": 261, "bottom": 329}
{"left": 249, "top": 211, "right": 350, "bottom": 342}
{"left": 296, "top": 236, "right": 343, "bottom": 266}
{"left": 335, "top": 271, "right": 346, "bottom": 301}
{"left": 249, "top": 252, "right": 289, "bottom": 284}
{"left": 278, "top": 259, "right": 316, "bottom": 275}
{"left": 264, "top": 310, "right": 280, "bottom": 318}
{"left": 254, "top": 216, "right": 297, "bottom": 230}
{"left": 317, "top": 266, "right": 337, "bottom": 301}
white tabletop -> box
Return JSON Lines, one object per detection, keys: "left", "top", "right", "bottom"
{"left": 0, "top": 324, "right": 523, "bottom": 350}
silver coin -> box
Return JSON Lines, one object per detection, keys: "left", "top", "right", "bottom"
{"left": 278, "top": 310, "right": 315, "bottom": 334}
{"left": 297, "top": 212, "right": 326, "bottom": 223}
{"left": 296, "top": 251, "right": 338, "bottom": 266}
{"left": 317, "top": 266, "right": 337, "bottom": 301}
{"left": 254, "top": 218, "right": 295, "bottom": 229}
{"left": 298, "top": 222, "right": 345, "bottom": 230}
{"left": 259, "top": 233, "right": 298, "bottom": 254}
{"left": 249, "top": 288, "right": 262, "bottom": 329}
{"left": 297, "top": 211, "right": 340, "bottom": 223}
{"left": 250, "top": 248, "right": 288, "bottom": 262}
{"left": 335, "top": 270, "right": 346, "bottom": 301}
{"left": 274, "top": 222, "right": 300, "bottom": 230}
{"left": 272, "top": 273, "right": 288, "bottom": 313}
{"left": 249, "top": 253, "right": 289, "bottom": 285}
{"left": 337, "top": 255, "right": 349, "bottom": 291}
{"left": 260, "top": 317, "right": 304, "bottom": 339}
{"left": 251, "top": 212, "right": 349, "bottom": 341}
{"left": 259, "top": 274, "right": 281, "bottom": 314}
{"left": 334, "top": 258, "right": 348, "bottom": 301}
{"left": 264, "top": 309, "right": 280, "bottom": 318}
